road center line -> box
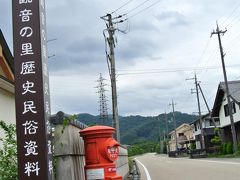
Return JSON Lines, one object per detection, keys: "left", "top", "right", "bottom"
{"left": 135, "top": 159, "right": 152, "bottom": 180}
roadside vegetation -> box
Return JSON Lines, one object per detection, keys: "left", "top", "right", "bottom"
{"left": 127, "top": 141, "right": 168, "bottom": 157}
{"left": 0, "top": 120, "right": 17, "bottom": 180}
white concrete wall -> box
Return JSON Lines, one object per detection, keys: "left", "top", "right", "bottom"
{"left": 219, "top": 93, "right": 240, "bottom": 127}
{"left": 0, "top": 88, "right": 15, "bottom": 124}
{"left": 0, "top": 88, "right": 15, "bottom": 146}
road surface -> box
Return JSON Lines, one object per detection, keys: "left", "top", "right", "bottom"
{"left": 135, "top": 153, "right": 240, "bottom": 180}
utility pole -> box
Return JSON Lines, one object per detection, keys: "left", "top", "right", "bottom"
{"left": 187, "top": 74, "right": 205, "bottom": 149}
{"left": 158, "top": 117, "right": 163, "bottom": 153}
{"left": 211, "top": 23, "right": 238, "bottom": 152}
{"left": 96, "top": 73, "right": 109, "bottom": 124}
{"left": 165, "top": 111, "right": 169, "bottom": 139}
{"left": 169, "top": 100, "right": 178, "bottom": 152}
{"left": 198, "top": 83, "right": 216, "bottom": 127}
{"left": 165, "top": 111, "right": 170, "bottom": 153}
{"left": 101, "top": 14, "right": 120, "bottom": 142}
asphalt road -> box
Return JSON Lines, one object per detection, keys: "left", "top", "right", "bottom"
{"left": 135, "top": 153, "right": 240, "bottom": 180}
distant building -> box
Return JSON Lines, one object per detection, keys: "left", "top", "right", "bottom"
{"left": 190, "top": 113, "right": 220, "bottom": 149}
{"left": 0, "top": 29, "right": 15, "bottom": 141}
{"left": 212, "top": 81, "right": 240, "bottom": 143}
{"left": 168, "top": 123, "right": 194, "bottom": 151}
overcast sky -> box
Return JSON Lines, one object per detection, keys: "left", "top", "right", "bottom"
{"left": 1, "top": 0, "right": 240, "bottom": 116}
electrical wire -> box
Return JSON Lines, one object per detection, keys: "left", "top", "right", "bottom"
{"left": 128, "top": 0, "right": 162, "bottom": 19}
{"left": 219, "top": 1, "right": 240, "bottom": 27}
{"left": 103, "top": 30, "right": 111, "bottom": 77}
{"left": 117, "top": 64, "right": 240, "bottom": 76}
{"left": 111, "top": 0, "right": 135, "bottom": 14}
{"left": 126, "top": 0, "right": 152, "bottom": 15}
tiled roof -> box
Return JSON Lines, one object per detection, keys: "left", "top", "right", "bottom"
{"left": 219, "top": 80, "right": 240, "bottom": 103}
{"left": 212, "top": 80, "right": 240, "bottom": 116}
{"left": 0, "top": 29, "right": 14, "bottom": 74}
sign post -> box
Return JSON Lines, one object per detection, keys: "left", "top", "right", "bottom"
{"left": 12, "top": 0, "right": 53, "bottom": 179}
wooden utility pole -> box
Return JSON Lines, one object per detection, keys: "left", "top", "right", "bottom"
{"left": 165, "top": 111, "right": 170, "bottom": 153}
{"left": 198, "top": 83, "right": 216, "bottom": 127}
{"left": 102, "top": 14, "right": 120, "bottom": 142}
{"left": 169, "top": 100, "right": 178, "bottom": 152}
{"left": 187, "top": 74, "right": 205, "bottom": 149}
{"left": 194, "top": 74, "right": 205, "bottom": 149}
{"left": 165, "top": 111, "right": 169, "bottom": 139}
{"left": 211, "top": 23, "right": 238, "bottom": 152}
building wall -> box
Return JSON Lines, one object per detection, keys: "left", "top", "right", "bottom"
{"left": 219, "top": 93, "right": 240, "bottom": 127}
{"left": 0, "top": 87, "right": 15, "bottom": 144}
{"left": 169, "top": 124, "right": 194, "bottom": 151}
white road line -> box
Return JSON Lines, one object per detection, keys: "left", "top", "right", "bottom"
{"left": 135, "top": 159, "right": 152, "bottom": 180}
{"left": 187, "top": 158, "right": 240, "bottom": 165}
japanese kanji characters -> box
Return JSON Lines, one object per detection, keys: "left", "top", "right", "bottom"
{"left": 23, "top": 101, "right": 37, "bottom": 114}
{"left": 19, "top": 0, "right": 32, "bottom": 4}
{"left": 24, "top": 162, "right": 40, "bottom": 176}
{"left": 19, "top": 9, "right": 33, "bottom": 22}
{"left": 22, "top": 120, "right": 38, "bottom": 135}
{"left": 14, "top": 0, "right": 53, "bottom": 177}
{"left": 24, "top": 140, "right": 38, "bottom": 156}
{"left": 22, "top": 81, "right": 36, "bottom": 95}
{"left": 20, "top": 61, "right": 35, "bottom": 75}
{"left": 21, "top": 43, "right": 34, "bottom": 56}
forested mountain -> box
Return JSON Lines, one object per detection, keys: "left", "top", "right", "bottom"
{"left": 77, "top": 112, "right": 198, "bottom": 144}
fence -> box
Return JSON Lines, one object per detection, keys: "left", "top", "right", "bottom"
{"left": 51, "top": 111, "right": 129, "bottom": 180}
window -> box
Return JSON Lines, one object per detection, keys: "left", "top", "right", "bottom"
{"left": 178, "top": 133, "right": 184, "bottom": 136}
{"left": 224, "top": 102, "right": 236, "bottom": 117}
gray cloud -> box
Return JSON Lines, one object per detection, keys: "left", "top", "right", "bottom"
{"left": 156, "top": 10, "right": 191, "bottom": 27}
{"left": 1, "top": 0, "right": 240, "bottom": 116}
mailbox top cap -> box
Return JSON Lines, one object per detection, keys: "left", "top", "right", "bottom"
{"left": 80, "top": 125, "right": 115, "bottom": 136}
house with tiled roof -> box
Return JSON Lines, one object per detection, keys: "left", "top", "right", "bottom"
{"left": 0, "top": 29, "right": 15, "bottom": 140}
{"left": 212, "top": 80, "right": 240, "bottom": 143}
{"left": 168, "top": 123, "right": 194, "bottom": 151}
{"left": 190, "top": 113, "right": 220, "bottom": 150}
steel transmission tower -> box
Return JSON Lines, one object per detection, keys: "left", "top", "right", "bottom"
{"left": 96, "top": 73, "right": 109, "bottom": 124}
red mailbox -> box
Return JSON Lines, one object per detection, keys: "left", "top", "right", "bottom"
{"left": 80, "top": 125, "right": 122, "bottom": 180}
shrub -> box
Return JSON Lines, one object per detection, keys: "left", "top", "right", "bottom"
{"left": 211, "top": 135, "right": 221, "bottom": 146}
{"left": 0, "top": 120, "right": 17, "bottom": 180}
{"left": 226, "top": 143, "right": 233, "bottom": 154}
{"left": 220, "top": 143, "right": 228, "bottom": 155}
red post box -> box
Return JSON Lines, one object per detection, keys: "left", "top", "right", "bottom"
{"left": 80, "top": 125, "right": 122, "bottom": 180}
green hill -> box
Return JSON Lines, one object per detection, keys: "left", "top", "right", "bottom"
{"left": 77, "top": 112, "right": 197, "bottom": 144}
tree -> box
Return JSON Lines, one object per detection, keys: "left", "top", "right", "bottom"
{"left": 0, "top": 120, "right": 18, "bottom": 180}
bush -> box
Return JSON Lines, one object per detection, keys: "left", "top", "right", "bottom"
{"left": 0, "top": 120, "right": 17, "bottom": 180}
{"left": 211, "top": 135, "right": 221, "bottom": 146}
{"left": 226, "top": 143, "right": 233, "bottom": 154}
{"left": 220, "top": 143, "right": 227, "bottom": 155}
{"left": 127, "top": 141, "right": 159, "bottom": 156}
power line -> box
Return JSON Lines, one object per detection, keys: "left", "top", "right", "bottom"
{"left": 126, "top": 0, "right": 152, "bottom": 14}
{"left": 219, "top": 1, "right": 240, "bottom": 27}
{"left": 111, "top": 0, "right": 134, "bottom": 14}
{"left": 117, "top": 64, "right": 240, "bottom": 75}
{"left": 128, "top": 0, "right": 162, "bottom": 19}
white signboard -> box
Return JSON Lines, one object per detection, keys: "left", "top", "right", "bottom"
{"left": 86, "top": 168, "right": 104, "bottom": 180}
